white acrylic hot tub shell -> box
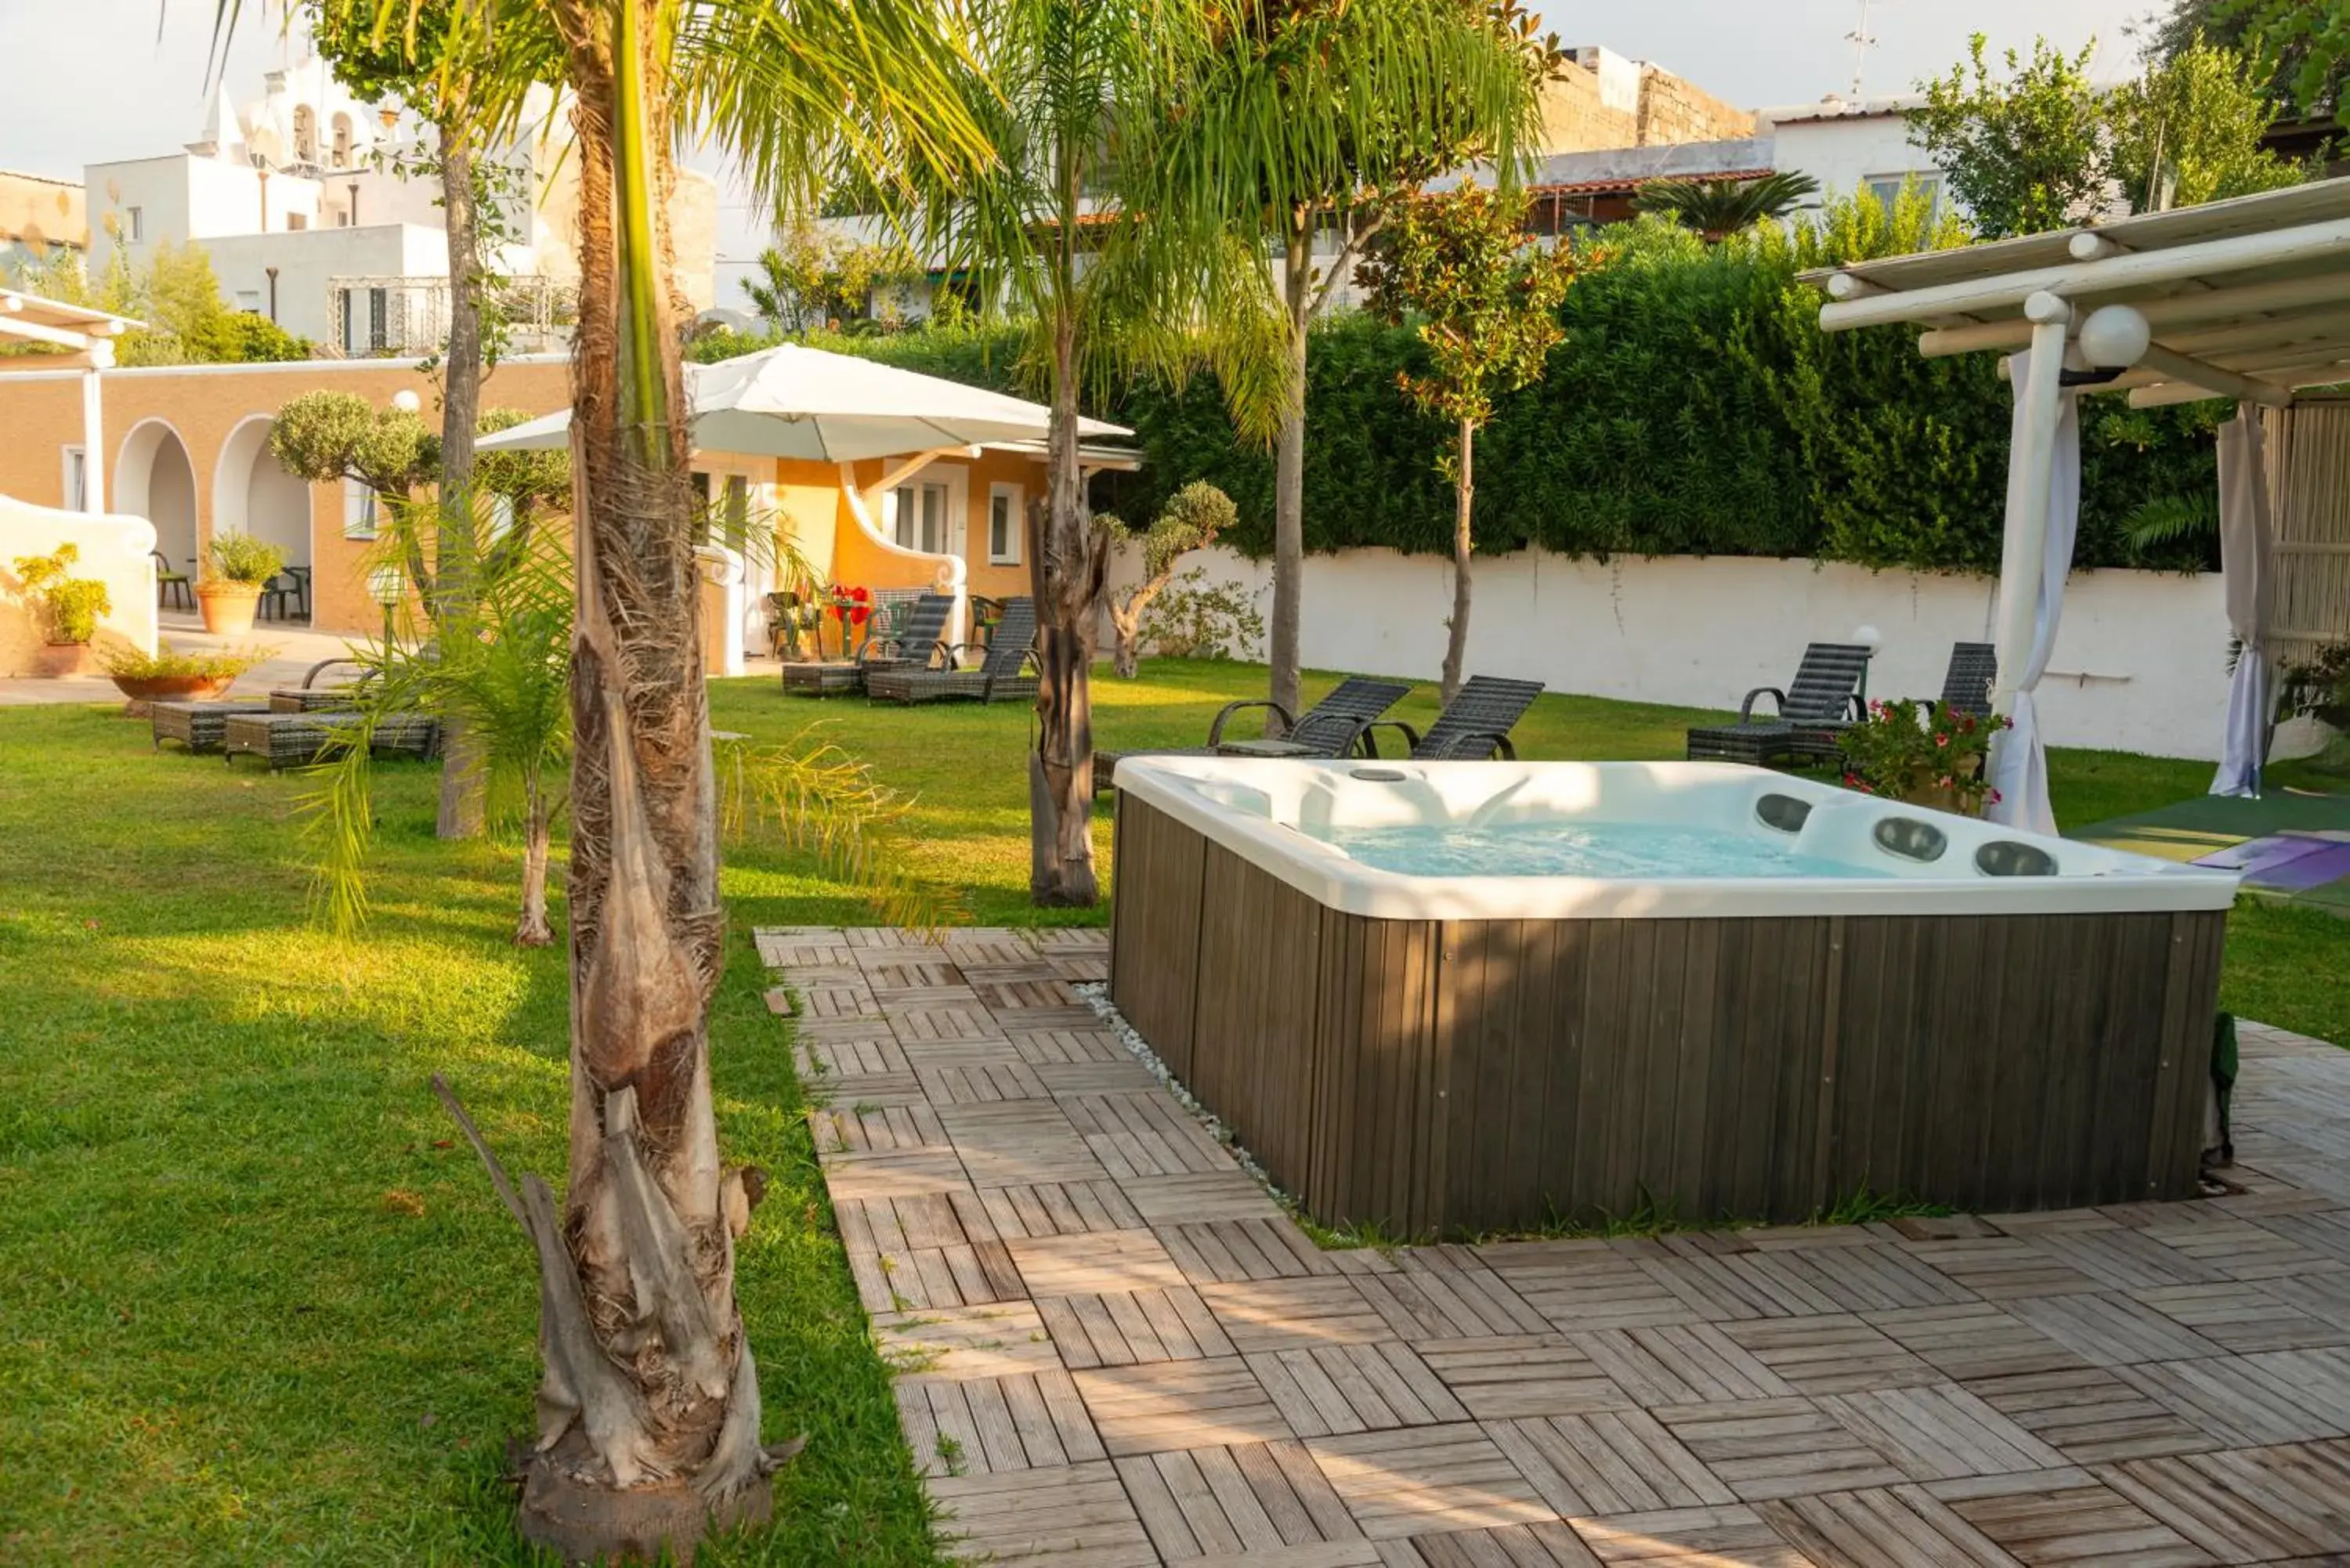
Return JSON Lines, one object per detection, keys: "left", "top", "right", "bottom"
{"left": 1111, "top": 757, "right": 2240, "bottom": 920}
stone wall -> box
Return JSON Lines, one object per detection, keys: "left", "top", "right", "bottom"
{"left": 1537, "top": 51, "right": 1756, "bottom": 156}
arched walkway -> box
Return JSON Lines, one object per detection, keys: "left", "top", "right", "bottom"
{"left": 111, "top": 419, "right": 200, "bottom": 579}
{"left": 213, "top": 416, "right": 313, "bottom": 612}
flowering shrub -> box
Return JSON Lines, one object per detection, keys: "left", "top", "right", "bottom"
{"left": 1838, "top": 698, "right": 2010, "bottom": 814}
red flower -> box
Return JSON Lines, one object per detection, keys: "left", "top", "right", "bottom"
{"left": 1934, "top": 733, "right": 1950, "bottom": 747}
{"left": 1959, "top": 714, "right": 1977, "bottom": 734}
{"left": 1988, "top": 789, "right": 2004, "bottom": 804}
{"left": 828, "top": 584, "right": 872, "bottom": 627}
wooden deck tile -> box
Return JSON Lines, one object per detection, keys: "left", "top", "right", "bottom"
{"left": 1201, "top": 1278, "right": 1399, "bottom": 1354}
{"left": 2131, "top": 1215, "right": 2341, "bottom": 1282}
{"left": 1719, "top": 1317, "right": 1940, "bottom": 1396}
{"left": 2115, "top": 1348, "right": 2350, "bottom": 1447}
{"left": 1482, "top": 1411, "right": 1736, "bottom": 1516}
{"left": 1567, "top": 1503, "right": 1812, "bottom": 1564}
{"left": 1741, "top": 1245, "right": 1979, "bottom": 1315}
{"left": 1066, "top": 1092, "right": 1239, "bottom": 1180}
{"left": 1123, "top": 1172, "right": 1289, "bottom": 1227}
{"left": 797, "top": 983, "right": 882, "bottom": 1017}
{"left": 2099, "top": 1440, "right": 2350, "bottom": 1563}
{"left": 1010, "top": 1028, "right": 1130, "bottom": 1064}
{"left": 921, "top": 1060, "right": 1056, "bottom": 1105}
{"left": 1814, "top": 1383, "right": 2067, "bottom": 1481}
{"left": 1861, "top": 1304, "right": 2088, "bottom": 1385}
{"left": 1571, "top": 1324, "right": 1794, "bottom": 1407}
{"left": 836, "top": 1190, "right": 1023, "bottom": 1313}
{"left": 1116, "top": 1439, "right": 1364, "bottom": 1560}
{"left": 1477, "top": 1246, "right": 1701, "bottom": 1332}
{"left": 1308, "top": 1422, "right": 1558, "bottom": 1540}
{"left": 1164, "top": 1219, "right": 1347, "bottom": 1284}
{"left": 943, "top": 1100, "right": 1112, "bottom": 1188}
{"left": 1354, "top": 1251, "right": 1550, "bottom": 1341}
{"left": 2000, "top": 1292, "right": 2229, "bottom": 1367}
{"left": 1076, "top": 1357, "right": 1296, "bottom": 1456}
{"left": 899, "top": 1367, "right": 1109, "bottom": 1476}
{"left": 1895, "top": 1237, "right": 2099, "bottom": 1299}
{"left": 1755, "top": 1486, "right": 2014, "bottom": 1568}
{"left": 1940, "top": 1479, "right": 2217, "bottom": 1566}
{"left": 1627, "top": 1252, "right": 1829, "bottom": 1322}
{"left": 1043, "top": 1285, "right": 1238, "bottom": 1369}
{"left": 810, "top": 1100, "right": 949, "bottom": 1154}
{"left": 790, "top": 1014, "right": 903, "bottom": 1048}
{"left": 862, "top": 958, "right": 965, "bottom": 989}
{"left": 1036, "top": 1059, "right": 1167, "bottom": 1097}
{"left": 982, "top": 1179, "right": 1150, "bottom": 1240}
{"left": 1415, "top": 1335, "right": 1636, "bottom": 1421}
{"left": 1962, "top": 1367, "right": 2217, "bottom": 1465}
{"left": 1648, "top": 1398, "right": 1909, "bottom": 1502}
{"left": 1383, "top": 1520, "right": 1603, "bottom": 1566}
{"left": 2251, "top": 1209, "right": 2350, "bottom": 1266}
{"left": 814, "top": 1070, "right": 930, "bottom": 1109}
{"left": 1010, "top": 1229, "right": 1189, "bottom": 1299}
{"left": 2032, "top": 1228, "right": 2229, "bottom": 1292}
{"left": 879, "top": 1301, "right": 1064, "bottom": 1383}
{"left": 795, "top": 1035, "right": 909, "bottom": 1078}
{"left": 819, "top": 1148, "right": 970, "bottom": 1200}
{"left": 1247, "top": 1342, "right": 1473, "bottom": 1436}
{"left": 928, "top": 1459, "right": 1159, "bottom": 1565}
{"left": 2125, "top": 1282, "right": 2350, "bottom": 1354}
{"left": 894, "top": 1005, "right": 1016, "bottom": 1046}
{"left": 1047, "top": 952, "right": 1112, "bottom": 985}
{"left": 976, "top": 977, "right": 1092, "bottom": 1011}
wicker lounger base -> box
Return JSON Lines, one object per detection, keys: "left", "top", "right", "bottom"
{"left": 866, "top": 669, "right": 1030, "bottom": 704}
{"left": 780, "top": 661, "right": 864, "bottom": 696}
{"left": 268, "top": 688, "right": 360, "bottom": 713}
{"left": 152, "top": 699, "right": 273, "bottom": 753}
{"left": 222, "top": 711, "right": 440, "bottom": 770}
{"left": 1687, "top": 722, "right": 1846, "bottom": 768}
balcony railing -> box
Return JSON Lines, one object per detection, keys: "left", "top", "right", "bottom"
{"left": 322, "top": 273, "right": 578, "bottom": 358}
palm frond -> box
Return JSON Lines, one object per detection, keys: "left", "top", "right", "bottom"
{"left": 1636, "top": 172, "right": 1822, "bottom": 237}
{"left": 2124, "top": 491, "right": 2221, "bottom": 549}
{"left": 718, "top": 729, "right": 968, "bottom": 931}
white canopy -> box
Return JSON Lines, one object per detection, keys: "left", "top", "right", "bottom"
{"left": 476, "top": 340, "right": 1133, "bottom": 461}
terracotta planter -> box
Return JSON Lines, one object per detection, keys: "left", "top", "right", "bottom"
{"left": 1898, "top": 784, "right": 1985, "bottom": 818}
{"left": 29, "top": 641, "right": 96, "bottom": 678}
{"left": 110, "top": 674, "right": 237, "bottom": 703}
{"left": 197, "top": 582, "right": 262, "bottom": 635}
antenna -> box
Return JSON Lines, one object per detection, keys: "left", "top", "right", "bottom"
{"left": 1844, "top": 0, "right": 1881, "bottom": 99}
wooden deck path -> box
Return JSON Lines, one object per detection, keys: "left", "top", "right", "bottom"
{"left": 761, "top": 926, "right": 2350, "bottom": 1567}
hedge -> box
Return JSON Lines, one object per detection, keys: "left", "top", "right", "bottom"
{"left": 695, "top": 215, "right": 2223, "bottom": 576}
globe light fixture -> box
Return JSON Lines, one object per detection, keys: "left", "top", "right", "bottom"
{"left": 2077, "top": 304, "right": 2153, "bottom": 370}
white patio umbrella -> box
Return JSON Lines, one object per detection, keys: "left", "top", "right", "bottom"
{"left": 475, "top": 340, "right": 1131, "bottom": 458}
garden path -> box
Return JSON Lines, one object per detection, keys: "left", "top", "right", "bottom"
{"left": 764, "top": 925, "right": 2350, "bottom": 1567}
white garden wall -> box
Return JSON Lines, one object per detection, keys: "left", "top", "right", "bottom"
{"left": 0, "top": 493, "right": 160, "bottom": 677}
{"left": 1108, "top": 545, "right": 2283, "bottom": 764}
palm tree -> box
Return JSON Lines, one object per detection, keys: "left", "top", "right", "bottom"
{"left": 214, "top": 0, "right": 989, "bottom": 1555}
{"left": 1634, "top": 170, "right": 1822, "bottom": 240}
{"left": 1144, "top": 0, "right": 1550, "bottom": 722}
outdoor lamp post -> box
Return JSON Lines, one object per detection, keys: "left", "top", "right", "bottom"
{"left": 368, "top": 565, "right": 405, "bottom": 650}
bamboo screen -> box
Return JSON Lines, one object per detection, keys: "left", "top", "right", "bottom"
{"left": 2264, "top": 398, "right": 2350, "bottom": 663}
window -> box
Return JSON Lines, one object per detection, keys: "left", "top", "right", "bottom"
{"left": 124, "top": 206, "right": 143, "bottom": 242}
{"left": 367, "top": 287, "right": 388, "bottom": 351}
{"left": 343, "top": 479, "right": 378, "bottom": 540}
{"left": 235, "top": 290, "right": 262, "bottom": 313}
{"left": 1865, "top": 172, "right": 1941, "bottom": 222}
{"left": 331, "top": 116, "right": 353, "bottom": 168}
{"left": 62, "top": 446, "right": 86, "bottom": 511}
{"left": 286, "top": 212, "right": 307, "bottom": 231}
{"left": 890, "top": 481, "right": 950, "bottom": 554}
{"left": 987, "top": 482, "right": 1023, "bottom": 565}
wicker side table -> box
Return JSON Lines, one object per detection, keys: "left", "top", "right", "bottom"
{"left": 152, "top": 700, "right": 273, "bottom": 753}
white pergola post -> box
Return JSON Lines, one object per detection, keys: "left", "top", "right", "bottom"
{"left": 79, "top": 344, "right": 111, "bottom": 515}
{"left": 1989, "top": 293, "right": 2073, "bottom": 723}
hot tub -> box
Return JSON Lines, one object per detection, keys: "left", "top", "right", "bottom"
{"left": 1108, "top": 757, "right": 2237, "bottom": 1234}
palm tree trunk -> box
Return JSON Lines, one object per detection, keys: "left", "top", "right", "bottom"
{"left": 1441, "top": 417, "right": 1475, "bottom": 706}
{"left": 478, "top": 3, "right": 783, "bottom": 1555}
{"left": 436, "top": 114, "right": 488, "bottom": 842}
{"left": 1029, "top": 313, "right": 1104, "bottom": 907}
{"left": 516, "top": 778, "right": 553, "bottom": 947}
{"left": 1269, "top": 215, "right": 1311, "bottom": 727}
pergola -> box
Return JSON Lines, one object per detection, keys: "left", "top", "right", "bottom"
{"left": 0, "top": 288, "right": 145, "bottom": 514}
{"left": 1807, "top": 177, "right": 2350, "bottom": 827}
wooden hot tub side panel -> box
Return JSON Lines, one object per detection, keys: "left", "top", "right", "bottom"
{"left": 1108, "top": 797, "right": 2224, "bottom": 1234}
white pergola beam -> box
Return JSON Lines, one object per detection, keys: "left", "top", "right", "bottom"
{"left": 1820, "top": 216, "right": 2350, "bottom": 333}
{"left": 1919, "top": 273, "right": 2350, "bottom": 358}
{"left": 0, "top": 315, "right": 95, "bottom": 354}
{"left": 2126, "top": 358, "right": 2350, "bottom": 408}
{"left": 2136, "top": 345, "right": 2295, "bottom": 407}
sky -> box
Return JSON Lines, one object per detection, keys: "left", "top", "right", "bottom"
{"left": 5, "top": 0, "right": 2162, "bottom": 306}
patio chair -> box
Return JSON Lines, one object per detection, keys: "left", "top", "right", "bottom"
{"left": 866, "top": 598, "right": 1039, "bottom": 705}
{"left": 764, "top": 589, "right": 824, "bottom": 659}
{"left": 256, "top": 573, "right": 300, "bottom": 623}
{"left": 152, "top": 699, "right": 271, "bottom": 753}
{"left": 1933, "top": 641, "right": 1998, "bottom": 717}
{"left": 222, "top": 710, "right": 440, "bottom": 771}
{"left": 1094, "top": 675, "right": 1412, "bottom": 791}
{"left": 781, "top": 592, "right": 953, "bottom": 697}
{"left": 151, "top": 551, "right": 193, "bottom": 612}
{"left": 269, "top": 658, "right": 371, "bottom": 713}
{"left": 1685, "top": 642, "right": 1872, "bottom": 767}
{"left": 1361, "top": 676, "right": 1547, "bottom": 761}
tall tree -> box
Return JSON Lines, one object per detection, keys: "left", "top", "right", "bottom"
{"left": 1910, "top": 34, "right": 2112, "bottom": 238}
{"left": 220, "top": 0, "right": 991, "bottom": 1556}
{"left": 2109, "top": 35, "right": 2305, "bottom": 211}
{"left": 2157, "top": 0, "right": 2350, "bottom": 119}
{"left": 1148, "top": 0, "right": 1549, "bottom": 724}
{"left": 1358, "top": 183, "right": 1576, "bottom": 703}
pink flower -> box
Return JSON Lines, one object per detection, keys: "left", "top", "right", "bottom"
{"left": 1937, "top": 775, "right": 1954, "bottom": 789}
{"left": 1934, "top": 733, "right": 1950, "bottom": 747}
{"left": 1988, "top": 789, "right": 2003, "bottom": 804}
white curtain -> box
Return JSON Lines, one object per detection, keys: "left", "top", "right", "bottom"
{"left": 2211, "top": 405, "right": 2273, "bottom": 797}
{"left": 1986, "top": 349, "right": 2081, "bottom": 837}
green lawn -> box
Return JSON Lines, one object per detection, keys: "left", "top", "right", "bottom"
{"left": 0, "top": 660, "right": 2342, "bottom": 1563}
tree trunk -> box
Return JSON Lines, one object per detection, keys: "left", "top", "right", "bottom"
{"left": 516, "top": 780, "right": 553, "bottom": 947}
{"left": 436, "top": 115, "right": 488, "bottom": 841}
{"left": 1441, "top": 417, "right": 1475, "bottom": 706}
{"left": 451, "top": 6, "right": 786, "bottom": 1557}
{"left": 1269, "top": 217, "right": 1311, "bottom": 727}
{"left": 1029, "top": 315, "right": 1105, "bottom": 907}
{"left": 1110, "top": 603, "right": 1141, "bottom": 678}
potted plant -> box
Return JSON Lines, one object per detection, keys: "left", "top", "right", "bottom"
{"left": 824, "top": 582, "right": 871, "bottom": 657}
{"left": 197, "top": 535, "right": 287, "bottom": 635}
{"left": 12, "top": 544, "right": 112, "bottom": 677}
{"left": 1838, "top": 698, "right": 2011, "bottom": 816}
{"left": 98, "top": 639, "right": 273, "bottom": 706}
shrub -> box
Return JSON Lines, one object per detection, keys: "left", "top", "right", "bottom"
{"left": 1137, "top": 570, "right": 1267, "bottom": 662}
{"left": 1839, "top": 699, "right": 2011, "bottom": 815}
{"left": 205, "top": 534, "right": 287, "bottom": 586}
{"left": 12, "top": 543, "right": 110, "bottom": 644}
{"left": 97, "top": 639, "right": 273, "bottom": 681}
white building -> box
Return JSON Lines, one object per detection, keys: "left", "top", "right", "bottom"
{"left": 1756, "top": 96, "right": 1948, "bottom": 220}
{"left": 84, "top": 41, "right": 718, "bottom": 355}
